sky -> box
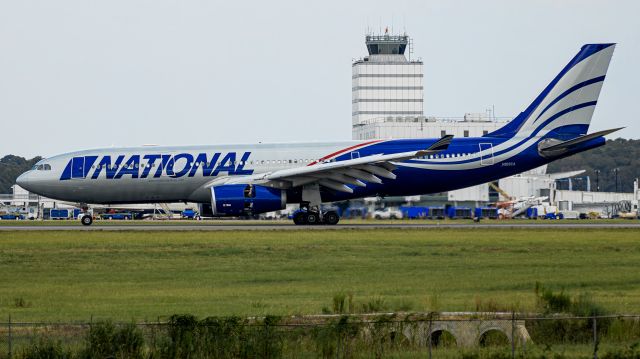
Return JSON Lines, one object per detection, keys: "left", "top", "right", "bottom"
{"left": 1, "top": 0, "right": 638, "bottom": 158}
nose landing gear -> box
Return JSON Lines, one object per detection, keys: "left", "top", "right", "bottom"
{"left": 81, "top": 214, "right": 93, "bottom": 226}
{"left": 79, "top": 204, "right": 93, "bottom": 226}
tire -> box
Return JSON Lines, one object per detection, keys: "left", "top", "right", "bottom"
{"left": 375, "top": 215, "right": 382, "bottom": 220}
{"left": 81, "top": 215, "right": 93, "bottom": 226}
{"left": 293, "top": 212, "right": 307, "bottom": 225}
{"left": 306, "top": 212, "right": 319, "bottom": 225}
{"left": 324, "top": 211, "right": 339, "bottom": 225}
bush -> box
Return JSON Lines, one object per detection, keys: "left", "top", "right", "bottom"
{"left": 81, "top": 321, "right": 144, "bottom": 359}
{"left": 530, "top": 283, "right": 612, "bottom": 344}
{"left": 20, "top": 338, "right": 71, "bottom": 359}
{"left": 162, "top": 314, "right": 199, "bottom": 358}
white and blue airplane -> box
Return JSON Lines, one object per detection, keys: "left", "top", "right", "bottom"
{"left": 17, "top": 44, "right": 620, "bottom": 225}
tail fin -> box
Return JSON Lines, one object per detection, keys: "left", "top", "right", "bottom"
{"left": 487, "top": 43, "right": 615, "bottom": 140}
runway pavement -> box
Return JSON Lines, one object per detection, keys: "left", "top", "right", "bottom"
{"left": 1, "top": 222, "right": 640, "bottom": 231}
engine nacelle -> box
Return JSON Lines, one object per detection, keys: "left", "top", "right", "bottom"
{"left": 211, "top": 184, "right": 286, "bottom": 216}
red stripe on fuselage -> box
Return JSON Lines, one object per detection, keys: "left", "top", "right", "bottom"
{"left": 307, "top": 140, "right": 383, "bottom": 166}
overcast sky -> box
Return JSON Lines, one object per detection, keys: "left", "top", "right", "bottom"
{"left": 1, "top": 0, "right": 638, "bottom": 158}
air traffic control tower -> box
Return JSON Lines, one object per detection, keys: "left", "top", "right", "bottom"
{"left": 351, "top": 33, "right": 424, "bottom": 128}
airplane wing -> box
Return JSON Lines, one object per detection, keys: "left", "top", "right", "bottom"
{"left": 205, "top": 135, "right": 453, "bottom": 193}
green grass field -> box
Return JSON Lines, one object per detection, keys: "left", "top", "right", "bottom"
{"left": 1, "top": 228, "right": 639, "bottom": 322}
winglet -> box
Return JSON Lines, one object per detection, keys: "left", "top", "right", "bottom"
{"left": 416, "top": 134, "right": 453, "bottom": 157}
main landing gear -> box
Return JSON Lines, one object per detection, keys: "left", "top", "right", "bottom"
{"left": 292, "top": 207, "right": 340, "bottom": 226}
{"left": 293, "top": 184, "right": 339, "bottom": 225}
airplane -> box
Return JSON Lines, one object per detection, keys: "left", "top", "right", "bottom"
{"left": 16, "top": 43, "right": 621, "bottom": 226}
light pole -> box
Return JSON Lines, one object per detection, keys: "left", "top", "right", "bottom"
{"left": 595, "top": 170, "right": 600, "bottom": 192}
{"left": 614, "top": 168, "right": 619, "bottom": 192}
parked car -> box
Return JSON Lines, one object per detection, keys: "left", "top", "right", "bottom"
{"left": 372, "top": 207, "right": 403, "bottom": 220}
{"left": 181, "top": 209, "right": 201, "bottom": 219}
{"left": 101, "top": 212, "right": 133, "bottom": 220}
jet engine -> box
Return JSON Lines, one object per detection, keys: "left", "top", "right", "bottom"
{"left": 210, "top": 184, "right": 286, "bottom": 216}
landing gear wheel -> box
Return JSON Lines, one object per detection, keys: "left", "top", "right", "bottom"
{"left": 293, "top": 212, "right": 307, "bottom": 225}
{"left": 306, "top": 212, "right": 319, "bottom": 225}
{"left": 81, "top": 214, "right": 93, "bottom": 226}
{"left": 324, "top": 211, "right": 339, "bottom": 225}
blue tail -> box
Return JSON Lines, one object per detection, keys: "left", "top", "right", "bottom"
{"left": 487, "top": 44, "right": 615, "bottom": 140}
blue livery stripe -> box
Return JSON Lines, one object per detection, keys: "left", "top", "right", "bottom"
{"left": 533, "top": 75, "right": 605, "bottom": 125}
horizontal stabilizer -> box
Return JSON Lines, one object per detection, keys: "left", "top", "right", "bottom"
{"left": 539, "top": 127, "right": 623, "bottom": 154}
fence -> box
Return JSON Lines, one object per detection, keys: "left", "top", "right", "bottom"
{"left": 1, "top": 313, "right": 639, "bottom": 358}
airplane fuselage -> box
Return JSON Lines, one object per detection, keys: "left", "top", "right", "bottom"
{"left": 16, "top": 135, "right": 603, "bottom": 205}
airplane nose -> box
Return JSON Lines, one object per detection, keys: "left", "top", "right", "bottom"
{"left": 16, "top": 172, "right": 30, "bottom": 188}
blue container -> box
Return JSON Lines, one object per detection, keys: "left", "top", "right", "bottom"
{"left": 50, "top": 209, "right": 70, "bottom": 220}
{"left": 400, "top": 206, "right": 429, "bottom": 219}
{"left": 526, "top": 207, "right": 538, "bottom": 219}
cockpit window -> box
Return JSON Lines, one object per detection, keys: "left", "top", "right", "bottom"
{"left": 34, "top": 163, "right": 52, "bottom": 171}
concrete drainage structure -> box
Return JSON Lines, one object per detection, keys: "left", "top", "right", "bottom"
{"left": 297, "top": 312, "right": 531, "bottom": 348}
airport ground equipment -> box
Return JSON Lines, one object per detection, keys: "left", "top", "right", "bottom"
{"left": 427, "top": 207, "right": 446, "bottom": 219}
{"left": 400, "top": 206, "right": 429, "bottom": 219}
{"left": 0, "top": 213, "right": 23, "bottom": 220}
{"left": 50, "top": 209, "right": 71, "bottom": 220}
{"left": 474, "top": 207, "right": 498, "bottom": 219}
{"left": 447, "top": 207, "right": 473, "bottom": 219}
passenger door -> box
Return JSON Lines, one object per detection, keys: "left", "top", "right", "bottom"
{"left": 479, "top": 143, "right": 494, "bottom": 166}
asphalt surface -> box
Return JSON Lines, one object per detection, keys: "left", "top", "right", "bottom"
{"left": 1, "top": 223, "right": 640, "bottom": 231}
